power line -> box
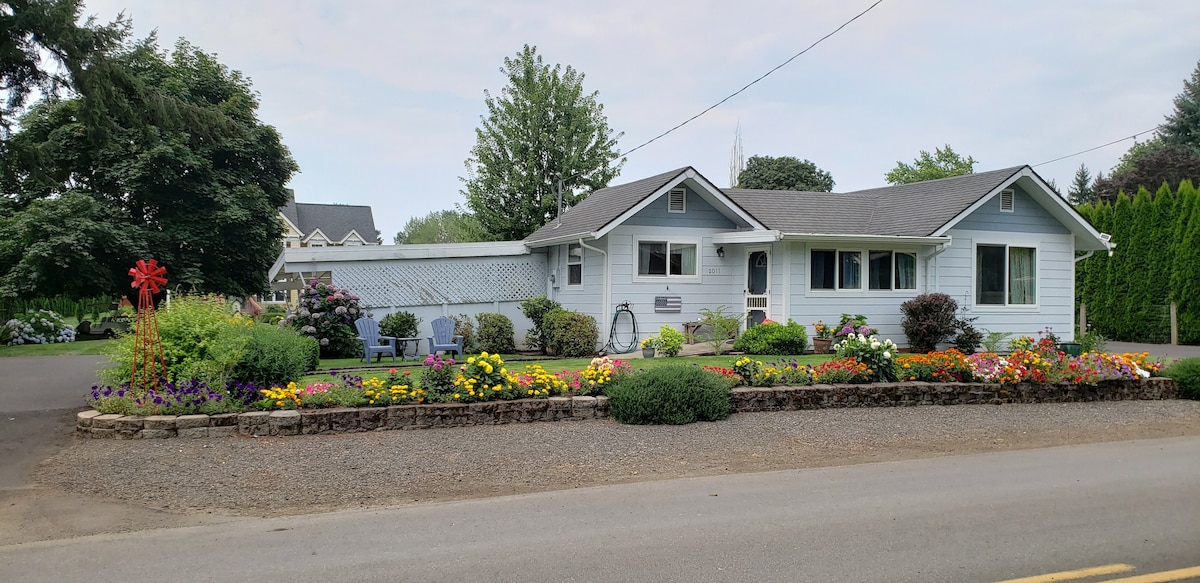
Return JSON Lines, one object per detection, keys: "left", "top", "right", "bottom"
{"left": 1033, "top": 126, "right": 1163, "bottom": 167}
{"left": 619, "top": 0, "right": 885, "bottom": 158}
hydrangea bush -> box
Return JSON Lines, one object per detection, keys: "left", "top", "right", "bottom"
{"left": 3, "top": 310, "right": 75, "bottom": 345}
{"left": 282, "top": 280, "right": 364, "bottom": 358}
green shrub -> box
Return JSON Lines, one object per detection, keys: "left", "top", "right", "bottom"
{"left": 380, "top": 311, "right": 421, "bottom": 338}
{"left": 900, "top": 293, "right": 959, "bottom": 353}
{"left": 256, "top": 304, "right": 288, "bottom": 326}
{"left": 476, "top": 312, "right": 515, "bottom": 353}
{"left": 450, "top": 313, "right": 477, "bottom": 352}
{"left": 1078, "top": 330, "right": 1108, "bottom": 354}
{"left": 101, "top": 295, "right": 250, "bottom": 390}
{"left": 230, "top": 325, "right": 319, "bottom": 386}
{"left": 605, "top": 365, "right": 731, "bottom": 424}
{"left": 732, "top": 320, "right": 808, "bottom": 355}
{"left": 656, "top": 324, "right": 685, "bottom": 357}
{"left": 981, "top": 330, "right": 1010, "bottom": 353}
{"left": 520, "top": 295, "right": 562, "bottom": 353}
{"left": 953, "top": 316, "right": 983, "bottom": 354}
{"left": 1162, "top": 357, "right": 1200, "bottom": 399}
{"left": 697, "top": 306, "right": 741, "bottom": 355}
{"left": 543, "top": 308, "right": 598, "bottom": 357}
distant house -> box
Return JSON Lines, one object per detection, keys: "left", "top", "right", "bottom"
{"left": 268, "top": 192, "right": 380, "bottom": 303}
{"left": 270, "top": 165, "right": 1112, "bottom": 351}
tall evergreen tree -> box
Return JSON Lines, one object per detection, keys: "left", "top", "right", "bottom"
{"left": 1170, "top": 181, "right": 1199, "bottom": 343}
{"left": 1161, "top": 60, "right": 1200, "bottom": 152}
{"left": 1068, "top": 163, "right": 1096, "bottom": 204}
{"left": 462, "top": 45, "right": 623, "bottom": 241}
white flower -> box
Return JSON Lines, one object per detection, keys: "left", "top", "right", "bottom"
{"left": 870, "top": 341, "right": 880, "bottom": 349}
{"left": 883, "top": 351, "right": 891, "bottom": 359}
{"left": 1136, "top": 367, "right": 1150, "bottom": 379}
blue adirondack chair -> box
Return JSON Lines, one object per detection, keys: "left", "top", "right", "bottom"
{"left": 355, "top": 317, "right": 397, "bottom": 363}
{"left": 428, "top": 316, "right": 464, "bottom": 356}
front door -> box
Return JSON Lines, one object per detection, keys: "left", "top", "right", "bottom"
{"left": 745, "top": 249, "right": 769, "bottom": 327}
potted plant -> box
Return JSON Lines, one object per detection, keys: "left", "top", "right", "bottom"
{"left": 640, "top": 336, "right": 657, "bottom": 358}
{"left": 812, "top": 320, "right": 833, "bottom": 354}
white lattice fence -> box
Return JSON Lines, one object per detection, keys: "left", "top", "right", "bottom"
{"left": 332, "top": 256, "right": 548, "bottom": 308}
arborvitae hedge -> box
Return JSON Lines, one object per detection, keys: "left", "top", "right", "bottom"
{"left": 1078, "top": 181, "right": 1200, "bottom": 344}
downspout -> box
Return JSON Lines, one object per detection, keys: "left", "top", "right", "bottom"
{"left": 578, "top": 237, "right": 609, "bottom": 345}
{"left": 922, "top": 236, "right": 952, "bottom": 293}
{"left": 1073, "top": 250, "right": 1095, "bottom": 263}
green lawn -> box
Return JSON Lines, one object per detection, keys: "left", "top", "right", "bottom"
{"left": 0, "top": 339, "right": 115, "bottom": 357}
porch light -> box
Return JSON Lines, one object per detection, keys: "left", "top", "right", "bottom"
{"left": 716, "top": 246, "right": 725, "bottom": 258}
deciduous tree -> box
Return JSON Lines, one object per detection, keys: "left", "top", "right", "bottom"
{"left": 885, "top": 144, "right": 977, "bottom": 185}
{"left": 393, "top": 209, "right": 486, "bottom": 244}
{"left": 462, "top": 45, "right": 622, "bottom": 241}
{"left": 735, "top": 155, "right": 834, "bottom": 191}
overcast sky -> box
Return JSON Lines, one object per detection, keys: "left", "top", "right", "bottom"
{"left": 79, "top": 0, "right": 1200, "bottom": 240}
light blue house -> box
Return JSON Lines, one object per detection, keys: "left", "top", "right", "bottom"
{"left": 274, "top": 165, "right": 1111, "bottom": 351}
{"left": 523, "top": 165, "right": 1112, "bottom": 347}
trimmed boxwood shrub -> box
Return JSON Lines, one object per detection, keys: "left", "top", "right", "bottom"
{"left": 543, "top": 308, "right": 598, "bottom": 357}
{"left": 230, "top": 325, "right": 319, "bottom": 386}
{"left": 732, "top": 320, "right": 808, "bottom": 355}
{"left": 605, "top": 365, "right": 731, "bottom": 424}
{"left": 476, "top": 312, "right": 515, "bottom": 354}
{"left": 1162, "top": 357, "right": 1200, "bottom": 400}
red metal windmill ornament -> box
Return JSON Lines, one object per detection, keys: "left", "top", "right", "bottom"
{"left": 129, "top": 259, "right": 168, "bottom": 391}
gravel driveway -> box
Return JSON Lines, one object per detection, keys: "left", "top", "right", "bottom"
{"left": 15, "top": 399, "right": 1197, "bottom": 542}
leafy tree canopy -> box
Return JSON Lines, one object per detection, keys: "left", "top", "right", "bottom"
{"left": 0, "top": 35, "right": 298, "bottom": 299}
{"left": 1094, "top": 137, "right": 1200, "bottom": 202}
{"left": 393, "top": 209, "right": 486, "bottom": 244}
{"left": 735, "top": 155, "right": 834, "bottom": 191}
{"left": 461, "top": 44, "right": 623, "bottom": 241}
{"left": 885, "top": 144, "right": 977, "bottom": 185}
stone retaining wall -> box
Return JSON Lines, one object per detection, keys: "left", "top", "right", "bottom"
{"left": 74, "top": 378, "right": 1177, "bottom": 439}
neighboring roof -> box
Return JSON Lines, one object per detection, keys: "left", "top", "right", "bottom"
{"left": 725, "top": 166, "right": 1025, "bottom": 237}
{"left": 524, "top": 167, "right": 690, "bottom": 245}
{"left": 281, "top": 196, "right": 378, "bottom": 244}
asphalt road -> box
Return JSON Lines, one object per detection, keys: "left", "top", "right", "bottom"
{"left": 0, "top": 356, "right": 107, "bottom": 490}
{"left": 2, "top": 436, "right": 1197, "bottom": 583}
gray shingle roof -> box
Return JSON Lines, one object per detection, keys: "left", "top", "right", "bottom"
{"left": 281, "top": 197, "right": 378, "bottom": 244}
{"left": 725, "top": 166, "right": 1025, "bottom": 236}
{"left": 523, "top": 167, "right": 690, "bottom": 245}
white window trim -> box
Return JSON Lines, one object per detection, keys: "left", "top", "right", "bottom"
{"left": 566, "top": 243, "right": 583, "bottom": 287}
{"left": 667, "top": 188, "right": 686, "bottom": 213}
{"left": 633, "top": 236, "right": 702, "bottom": 282}
{"left": 806, "top": 246, "right": 920, "bottom": 295}
{"left": 971, "top": 239, "right": 1041, "bottom": 311}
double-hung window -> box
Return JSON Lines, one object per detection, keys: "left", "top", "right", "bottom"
{"left": 638, "top": 241, "right": 696, "bottom": 276}
{"left": 976, "top": 244, "right": 1036, "bottom": 305}
{"left": 567, "top": 243, "right": 583, "bottom": 286}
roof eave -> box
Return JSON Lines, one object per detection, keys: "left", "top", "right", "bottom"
{"left": 779, "top": 233, "right": 952, "bottom": 245}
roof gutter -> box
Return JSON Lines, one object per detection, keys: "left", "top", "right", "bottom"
{"left": 780, "top": 233, "right": 952, "bottom": 246}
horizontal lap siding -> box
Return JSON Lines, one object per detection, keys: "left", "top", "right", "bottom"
{"left": 938, "top": 229, "right": 1076, "bottom": 341}
{"left": 552, "top": 242, "right": 604, "bottom": 325}
{"left": 607, "top": 226, "right": 739, "bottom": 336}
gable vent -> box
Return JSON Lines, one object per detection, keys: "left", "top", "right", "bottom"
{"left": 668, "top": 188, "right": 686, "bottom": 213}
{"left": 999, "top": 189, "right": 1015, "bottom": 212}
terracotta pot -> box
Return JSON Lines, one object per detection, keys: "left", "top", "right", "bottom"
{"left": 813, "top": 337, "right": 832, "bottom": 354}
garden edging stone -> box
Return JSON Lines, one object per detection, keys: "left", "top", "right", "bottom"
{"left": 76, "top": 379, "right": 1177, "bottom": 439}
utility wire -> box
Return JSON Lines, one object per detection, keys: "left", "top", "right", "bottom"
{"left": 619, "top": 0, "right": 885, "bottom": 157}
{"left": 1033, "top": 126, "right": 1163, "bottom": 167}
